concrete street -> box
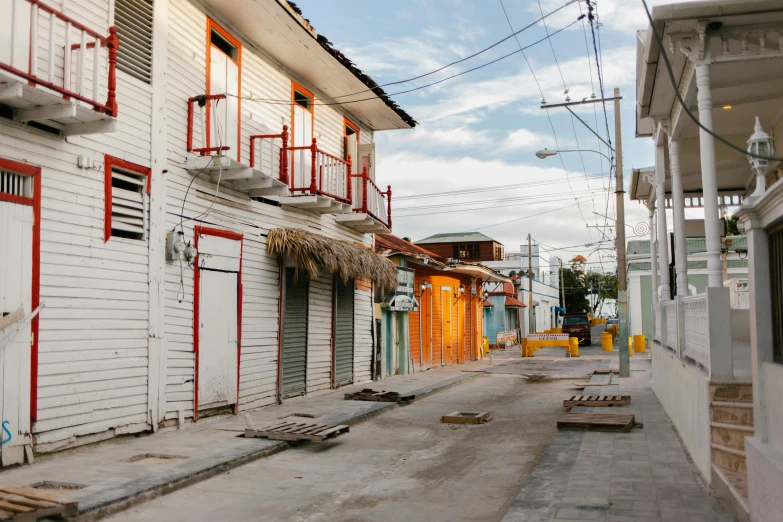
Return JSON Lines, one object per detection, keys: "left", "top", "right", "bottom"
{"left": 107, "top": 372, "right": 572, "bottom": 522}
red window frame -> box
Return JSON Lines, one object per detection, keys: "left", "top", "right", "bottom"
{"left": 206, "top": 18, "right": 243, "bottom": 161}
{"left": 104, "top": 155, "right": 152, "bottom": 243}
{"left": 0, "top": 157, "right": 42, "bottom": 421}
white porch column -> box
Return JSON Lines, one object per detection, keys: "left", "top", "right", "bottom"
{"left": 669, "top": 138, "right": 688, "bottom": 296}
{"left": 695, "top": 54, "right": 723, "bottom": 287}
{"left": 649, "top": 207, "right": 658, "bottom": 337}
{"left": 655, "top": 142, "right": 670, "bottom": 301}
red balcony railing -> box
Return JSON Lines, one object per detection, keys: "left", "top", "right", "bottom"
{"left": 352, "top": 167, "right": 392, "bottom": 230}
{"left": 186, "top": 94, "right": 229, "bottom": 156}
{"left": 249, "top": 125, "right": 288, "bottom": 184}
{"left": 0, "top": 0, "right": 118, "bottom": 116}
{"left": 288, "top": 138, "right": 352, "bottom": 204}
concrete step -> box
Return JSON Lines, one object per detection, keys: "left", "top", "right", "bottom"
{"left": 710, "top": 422, "right": 754, "bottom": 451}
{"left": 709, "top": 380, "right": 753, "bottom": 402}
{"left": 712, "top": 464, "right": 750, "bottom": 522}
{"left": 711, "top": 442, "right": 747, "bottom": 473}
{"left": 710, "top": 400, "right": 754, "bottom": 427}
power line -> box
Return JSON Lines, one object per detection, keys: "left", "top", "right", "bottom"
{"left": 395, "top": 189, "right": 605, "bottom": 213}
{"left": 473, "top": 202, "right": 576, "bottom": 230}
{"left": 395, "top": 193, "right": 599, "bottom": 218}
{"left": 393, "top": 170, "right": 629, "bottom": 201}
{"left": 229, "top": 6, "right": 584, "bottom": 109}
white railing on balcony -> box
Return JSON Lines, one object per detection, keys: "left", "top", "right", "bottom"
{"left": 683, "top": 295, "right": 709, "bottom": 368}
{"left": 351, "top": 167, "right": 391, "bottom": 229}
{"left": 0, "top": 0, "right": 118, "bottom": 115}
{"left": 287, "top": 141, "right": 351, "bottom": 204}
{"left": 665, "top": 300, "right": 678, "bottom": 352}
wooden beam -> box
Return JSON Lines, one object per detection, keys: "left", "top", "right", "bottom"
{"left": 14, "top": 102, "right": 77, "bottom": 122}
{"left": 62, "top": 118, "right": 117, "bottom": 136}
{"left": 0, "top": 81, "right": 23, "bottom": 102}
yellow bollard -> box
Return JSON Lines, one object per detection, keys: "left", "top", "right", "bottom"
{"left": 569, "top": 337, "right": 579, "bottom": 357}
{"left": 634, "top": 334, "right": 646, "bottom": 353}
{"left": 552, "top": 327, "right": 562, "bottom": 334}
{"left": 601, "top": 331, "right": 613, "bottom": 351}
{"left": 628, "top": 337, "right": 634, "bottom": 357}
{"left": 521, "top": 338, "right": 528, "bottom": 357}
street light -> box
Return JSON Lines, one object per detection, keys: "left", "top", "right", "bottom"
{"left": 535, "top": 148, "right": 613, "bottom": 163}
{"left": 747, "top": 116, "right": 774, "bottom": 198}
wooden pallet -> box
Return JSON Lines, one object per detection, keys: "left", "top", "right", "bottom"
{"left": 557, "top": 413, "right": 636, "bottom": 432}
{"left": 0, "top": 485, "right": 78, "bottom": 521}
{"left": 245, "top": 421, "right": 349, "bottom": 443}
{"left": 344, "top": 389, "right": 415, "bottom": 404}
{"left": 563, "top": 395, "right": 631, "bottom": 407}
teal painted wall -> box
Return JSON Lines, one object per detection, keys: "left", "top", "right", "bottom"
{"left": 483, "top": 295, "right": 507, "bottom": 346}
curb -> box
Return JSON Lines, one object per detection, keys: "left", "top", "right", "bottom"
{"left": 78, "top": 372, "right": 478, "bottom": 521}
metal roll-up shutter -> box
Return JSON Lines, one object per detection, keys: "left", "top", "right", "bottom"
{"left": 334, "top": 278, "right": 355, "bottom": 386}
{"left": 282, "top": 268, "right": 308, "bottom": 398}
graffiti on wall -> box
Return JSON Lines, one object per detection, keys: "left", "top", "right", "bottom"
{"left": 1, "top": 420, "right": 11, "bottom": 446}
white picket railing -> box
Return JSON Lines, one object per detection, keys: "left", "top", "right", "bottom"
{"left": 683, "top": 295, "right": 709, "bottom": 367}
{"left": 665, "top": 300, "right": 678, "bottom": 352}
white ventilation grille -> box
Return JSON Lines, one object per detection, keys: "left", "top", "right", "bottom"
{"left": 0, "top": 170, "right": 33, "bottom": 198}
{"left": 111, "top": 167, "right": 147, "bottom": 241}
{"left": 114, "top": 0, "right": 154, "bottom": 84}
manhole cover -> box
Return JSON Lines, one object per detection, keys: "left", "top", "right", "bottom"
{"left": 441, "top": 411, "right": 492, "bottom": 424}
{"left": 124, "top": 453, "right": 189, "bottom": 464}
{"left": 28, "top": 481, "right": 87, "bottom": 491}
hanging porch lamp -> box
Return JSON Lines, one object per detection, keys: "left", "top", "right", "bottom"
{"left": 747, "top": 116, "right": 774, "bottom": 198}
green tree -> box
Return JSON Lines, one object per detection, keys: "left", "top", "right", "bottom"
{"left": 586, "top": 271, "right": 618, "bottom": 316}
{"left": 726, "top": 214, "right": 740, "bottom": 236}
{"left": 561, "top": 257, "right": 590, "bottom": 314}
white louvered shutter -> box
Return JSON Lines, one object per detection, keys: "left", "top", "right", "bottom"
{"left": 111, "top": 168, "right": 146, "bottom": 240}
{"left": 0, "top": 170, "right": 33, "bottom": 198}
{"left": 114, "top": 0, "right": 154, "bottom": 83}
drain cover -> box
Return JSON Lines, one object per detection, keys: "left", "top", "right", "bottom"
{"left": 28, "top": 481, "right": 87, "bottom": 490}
{"left": 124, "top": 453, "right": 189, "bottom": 463}
{"left": 441, "top": 411, "right": 492, "bottom": 424}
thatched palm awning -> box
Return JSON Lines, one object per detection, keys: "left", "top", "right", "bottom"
{"left": 268, "top": 228, "right": 397, "bottom": 291}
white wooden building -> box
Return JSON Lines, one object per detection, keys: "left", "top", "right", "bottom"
{"left": 0, "top": 0, "right": 414, "bottom": 465}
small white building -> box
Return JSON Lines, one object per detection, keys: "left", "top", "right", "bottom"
{"left": 484, "top": 243, "right": 562, "bottom": 333}
{"left": 0, "top": 0, "right": 413, "bottom": 466}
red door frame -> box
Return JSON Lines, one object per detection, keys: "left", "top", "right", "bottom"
{"left": 0, "top": 157, "right": 42, "bottom": 421}
{"left": 192, "top": 226, "right": 243, "bottom": 420}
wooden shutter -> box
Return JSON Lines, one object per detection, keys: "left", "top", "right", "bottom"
{"left": 114, "top": 0, "right": 154, "bottom": 83}
{"left": 111, "top": 168, "right": 146, "bottom": 240}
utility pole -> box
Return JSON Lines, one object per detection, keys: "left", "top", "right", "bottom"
{"left": 559, "top": 259, "right": 565, "bottom": 328}
{"left": 615, "top": 87, "right": 630, "bottom": 378}
{"left": 528, "top": 234, "right": 534, "bottom": 334}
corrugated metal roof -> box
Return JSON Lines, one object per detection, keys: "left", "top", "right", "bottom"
{"left": 415, "top": 232, "right": 499, "bottom": 245}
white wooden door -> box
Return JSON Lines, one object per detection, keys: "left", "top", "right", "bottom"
{"left": 0, "top": 201, "right": 33, "bottom": 466}
{"left": 209, "top": 45, "right": 239, "bottom": 162}
{"left": 293, "top": 105, "right": 312, "bottom": 190}
{"left": 197, "top": 234, "right": 241, "bottom": 411}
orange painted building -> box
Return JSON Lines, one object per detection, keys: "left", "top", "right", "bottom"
{"left": 376, "top": 234, "right": 508, "bottom": 371}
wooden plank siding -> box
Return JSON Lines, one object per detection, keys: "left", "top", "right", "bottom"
{"left": 0, "top": 0, "right": 387, "bottom": 454}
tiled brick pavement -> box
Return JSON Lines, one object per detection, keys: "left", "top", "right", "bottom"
{"left": 503, "top": 358, "right": 736, "bottom": 522}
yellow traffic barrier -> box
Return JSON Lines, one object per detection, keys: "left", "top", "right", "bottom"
{"left": 634, "top": 334, "right": 646, "bottom": 353}
{"left": 628, "top": 337, "right": 633, "bottom": 357}
{"left": 569, "top": 337, "right": 579, "bottom": 357}
{"left": 552, "top": 327, "right": 562, "bottom": 334}
{"left": 601, "top": 331, "right": 613, "bottom": 351}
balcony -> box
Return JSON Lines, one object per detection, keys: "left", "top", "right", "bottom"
{"left": 0, "top": 0, "right": 118, "bottom": 135}
{"left": 335, "top": 167, "right": 392, "bottom": 232}
{"left": 184, "top": 95, "right": 289, "bottom": 197}
{"left": 271, "top": 140, "right": 353, "bottom": 214}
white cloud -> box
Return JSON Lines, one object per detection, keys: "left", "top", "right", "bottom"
{"left": 392, "top": 125, "right": 491, "bottom": 148}
{"left": 502, "top": 128, "right": 542, "bottom": 151}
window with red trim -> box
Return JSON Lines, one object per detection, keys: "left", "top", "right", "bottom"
{"left": 104, "top": 155, "right": 151, "bottom": 242}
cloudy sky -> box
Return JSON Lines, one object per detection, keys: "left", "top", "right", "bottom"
{"left": 296, "top": 0, "right": 690, "bottom": 270}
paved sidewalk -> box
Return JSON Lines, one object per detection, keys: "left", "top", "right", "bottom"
{"left": 502, "top": 357, "right": 736, "bottom": 522}
{"left": 0, "top": 365, "right": 477, "bottom": 521}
